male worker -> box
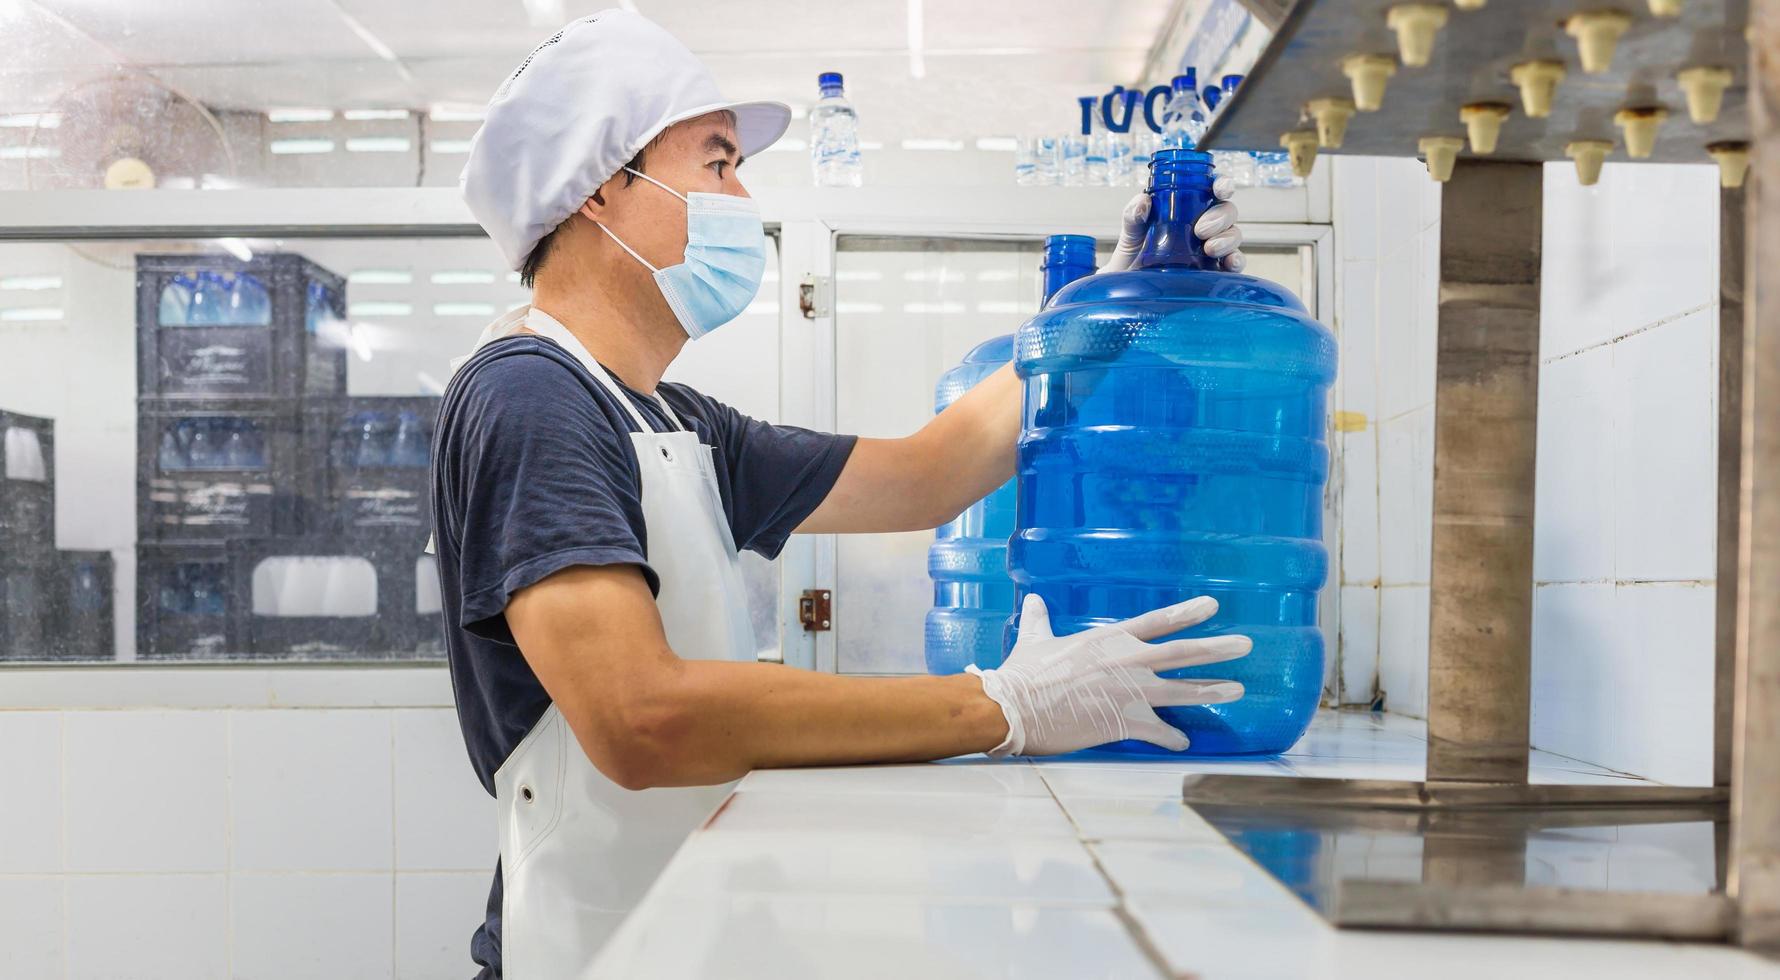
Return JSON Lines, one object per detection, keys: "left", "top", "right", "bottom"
{"left": 440, "top": 10, "right": 1250, "bottom": 978}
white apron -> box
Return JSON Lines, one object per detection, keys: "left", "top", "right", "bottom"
{"left": 463, "top": 307, "right": 757, "bottom": 978}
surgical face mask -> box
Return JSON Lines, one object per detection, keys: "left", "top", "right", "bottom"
{"left": 582, "top": 168, "right": 767, "bottom": 339}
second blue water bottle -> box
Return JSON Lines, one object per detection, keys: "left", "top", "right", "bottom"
{"left": 924, "top": 235, "right": 1098, "bottom": 675}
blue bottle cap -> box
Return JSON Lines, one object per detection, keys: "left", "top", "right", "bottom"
{"left": 1223, "top": 74, "right": 1244, "bottom": 93}
{"left": 1171, "top": 73, "right": 1196, "bottom": 94}
{"left": 818, "top": 71, "right": 843, "bottom": 90}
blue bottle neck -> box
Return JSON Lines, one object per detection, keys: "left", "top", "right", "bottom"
{"left": 1041, "top": 234, "right": 1098, "bottom": 305}
{"left": 1134, "top": 149, "right": 1218, "bottom": 272}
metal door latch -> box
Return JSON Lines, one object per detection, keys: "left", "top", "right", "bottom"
{"left": 798, "top": 274, "right": 833, "bottom": 319}
{"left": 799, "top": 589, "right": 832, "bottom": 631}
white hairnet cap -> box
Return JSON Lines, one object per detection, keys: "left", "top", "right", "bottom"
{"left": 461, "top": 9, "right": 791, "bottom": 271}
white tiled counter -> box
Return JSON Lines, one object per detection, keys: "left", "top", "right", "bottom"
{"left": 588, "top": 711, "right": 1780, "bottom": 980}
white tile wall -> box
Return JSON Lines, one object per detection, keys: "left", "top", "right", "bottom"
{"left": 1339, "top": 260, "right": 1380, "bottom": 419}
{"left": 1610, "top": 309, "right": 1718, "bottom": 582}
{"left": 64, "top": 874, "right": 229, "bottom": 980}
{"left": 1338, "top": 431, "right": 1380, "bottom": 586}
{"left": 0, "top": 877, "right": 62, "bottom": 980}
{"left": 233, "top": 872, "right": 393, "bottom": 980}
{"left": 392, "top": 708, "right": 495, "bottom": 871}
{"left": 1378, "top": 585, "right": 1430, "bottom": 716}
{"left": 11, "top": 705, "right": 492, "bottom": 980}
{"left": 1534, "top": 346, "right": 1616, "bottom": 583}
{"left": 394, "top": 872, "right": 490, "bottom": 980}
{"left": 0, "top": 712, "right": 61, "bottom": 873}
{"left": 230, "top": 710, "right": 394, "bottom": 872}
{"left": 1377, "top": 407, "right": 1433, "bottom": 587}
{"left": 1338, "top": 586, "right": 1380, "bottom": 705}
{"left": 63, "top": 711, "right": 228, "bottom": 873}
{"left": 1541, "top": 162, "right": 1718, "bottom": 360}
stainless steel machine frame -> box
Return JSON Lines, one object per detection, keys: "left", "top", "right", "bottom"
{"left": 1185, "top": 0, "right": 1780, "bottom": 954}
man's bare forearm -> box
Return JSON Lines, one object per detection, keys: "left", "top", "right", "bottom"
{"left": 508, "top": 564, "right": 1009, "bottom": 790}
{"left": 624, "top": 659, "right": 1008, "bottom": 786}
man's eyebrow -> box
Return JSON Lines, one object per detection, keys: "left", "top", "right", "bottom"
{"left": 705, "top": 132, "right": 740, "bottom": 164}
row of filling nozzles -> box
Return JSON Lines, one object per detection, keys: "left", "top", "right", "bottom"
{"left": 1274, "top": 0, "right": 1749, "bottom": 187}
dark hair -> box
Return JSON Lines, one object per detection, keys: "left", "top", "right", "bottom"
{"left": 519, "top": 147, "right": 648, "bottom": 289}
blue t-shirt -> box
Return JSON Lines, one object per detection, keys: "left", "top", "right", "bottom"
{"left": 429, "top": 334, "right": 856, "bottom": 978}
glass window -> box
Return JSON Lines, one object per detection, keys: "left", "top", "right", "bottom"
{"left": 0, "top": 232, "right": 784, "bottom": 662}
{"left": 831, "top": 235, "right": 1315, "bottom": 675}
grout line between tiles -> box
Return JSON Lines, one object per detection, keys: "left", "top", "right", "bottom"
{"left": 1543, "top": 300, "right": 1715, "bottom": 364}
{"left": 1035, "top": 769, "right": 1182, "bottom": 980}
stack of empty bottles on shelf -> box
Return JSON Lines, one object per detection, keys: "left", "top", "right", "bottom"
{"left": 1014, "top": 70, "right": 1299, "bottom": 189}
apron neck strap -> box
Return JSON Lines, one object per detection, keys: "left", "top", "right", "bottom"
{"left": 521, "top": 308, "right": 688, "bottom": 434}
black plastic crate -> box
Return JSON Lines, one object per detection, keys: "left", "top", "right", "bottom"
{"left": 0, "top": 408, "right": 55, "bottom": 553}
{"left": 137, "top": 542, "right": 244, "bottom": 660}
{"left": 136, "top": 252, "right": 349, "bottom": 400}
{"left": 42, "top": 549, "right": 115, "bottom": 661}
{"left": 232, "top": 531, "right": 441, "bottom": 659}
{"left": 0, "top": 554, "right": 50, "bottom": 661}
{"left": 137, "top": 397, "right": 307, "bottom": 544}
{"left": 301, "top": 397, "right": 440, "bottom": 535}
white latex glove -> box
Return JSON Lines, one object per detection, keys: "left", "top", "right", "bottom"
{"left": 1100, "top": 177, "right": 1247, "bottom": 275}
{"left": 967, "top": 594, "right": 1251, "bottom": 757}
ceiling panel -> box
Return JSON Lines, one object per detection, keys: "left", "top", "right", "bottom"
{"left": 41, "top": 0, "right": 372, "bottom": 65}
{"left": 5, "top": 0, "right": 1173, "bottom": 146}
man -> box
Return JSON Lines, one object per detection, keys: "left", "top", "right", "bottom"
{"left": 440, "top": 10, "right": 1250, "bottom": 978}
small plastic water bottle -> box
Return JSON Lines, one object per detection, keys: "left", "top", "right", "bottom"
{"left": 809, "top": 72, "right": 863, "bottom": 188}
{"left": 1084, "top": 111, "right": 1111, "bottom": 187}
{"left": 1206, "top": 74, "right": 1258, "bottom": 188}
{"left": 1162, "top": 74, "right": 1206, "bottom": 149}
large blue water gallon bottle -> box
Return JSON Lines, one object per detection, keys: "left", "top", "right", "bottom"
{"left": 924, "top": 235, "right": 1098, "bottom": 675}
{"left": 1009, "top": 148, "right": 1337, "bottom": 755}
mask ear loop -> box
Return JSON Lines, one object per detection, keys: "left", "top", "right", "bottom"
{"left": 580, "top": 200, "right": 661, "bottom": 274}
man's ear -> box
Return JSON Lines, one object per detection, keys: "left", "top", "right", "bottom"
{"left": 579, "top": 170, "right": 627, "bottom": 222}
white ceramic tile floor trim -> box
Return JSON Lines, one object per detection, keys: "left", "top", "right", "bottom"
{"left": 590, "top": 710, "right": 1780, "bottom": 980}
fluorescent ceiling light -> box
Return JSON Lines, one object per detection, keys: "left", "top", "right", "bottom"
{"left": 834, "top": 270, "right": 882, "bottom": 282}
{"left": 348, "top": 269, "right": 412, "bottom": 285}
{"left": 506, "top": 272, "right": 522, "bottom": 283}
{"left": 343, "top": 108, "right": 410, "bottom": 121}
{"left": 902, "top": 301, "right": 965, "bottom": 314}
{"left": 216, "top": 238, "right": 254, "bottom": 262}
{"left": 268, "top": 108, "right": 335, "bottom": 123}
{"left": 0, "top": 146, "right": 59, "bottom": 160}
{"left": 907, "top": 0, "right": 925, "bottom": 79}
{"left": 430, "top": 270, "right": 496, "bottom": 285}
{"left": 0, "top": 113, "right": 58, "bottom": 129}
{"left": 349, "top": 301, "right": 412, "bottom": 316}
{"left": 0, "top": 307, "right": 63, "bottom": 322}
{"left": 764, "top": 138, "right": 807, "bottom": 153}
{"left": 434, "top": 302, "right": 497, "bottom": 317}
{"left": 858, "top": 140, "right": 884, "bottom": 150}
{"left": 977, "top": 300, "right": 1022, "bottom": 314}
{"left": 901, "top": 139, "right": 963, "bottom": 151}
{"left": 0, "top": 276, "right": 61, "bottom": 291}
{"left": 975, "top": 137, "right": 1019, "bottom": 152}
{"left": 269, "top": 138, "right": 335, "bottom": 155}
{"left": 345, "top": 137, "right": 411, "bottom": 153}
{"left": 430, "top": 139, "right": 473, "bottom": 154}
{"left": 428, "top": 105, "right": 485, "bottom": 123}
{"left": 788, "top": 105, "right": 808, "bottom": 120}
{"left": 835, "top": 301, "right": 884, "bottom": 314}
{"left": 521, "top": 0, "right": 565, "bottom": 26}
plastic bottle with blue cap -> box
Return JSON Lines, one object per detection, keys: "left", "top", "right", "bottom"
{"left": 810, "top": 71, "right": 863, "bottom": 187}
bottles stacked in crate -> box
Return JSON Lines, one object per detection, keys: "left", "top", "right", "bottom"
{"left": 135, "top": 253, "right": 443, "bottom": 660}
{"left": 0, "top": 408, "right": 115, "bottom": 661}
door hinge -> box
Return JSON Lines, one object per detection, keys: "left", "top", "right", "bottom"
{"left": 798, "top": 274, "right": 833, "bottom": 319}
{"left": 799, "top": 589, "right": 832, "bottom": 631}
